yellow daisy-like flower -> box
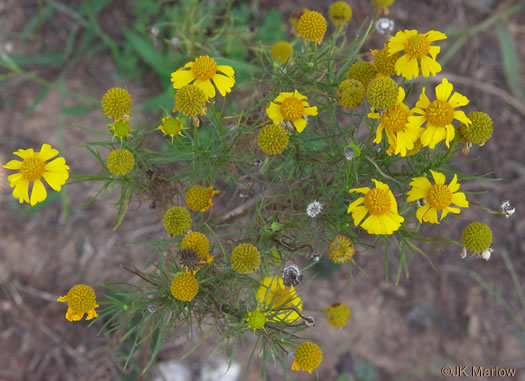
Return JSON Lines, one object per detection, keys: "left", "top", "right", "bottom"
{"left": 370, "top": 44, "right": 400, "bottom": 77}
{"left": 170, "top": 272, "right": 199, "bottom": 302}
{"left": 158, "top": 116, "right": 183, "bottom": 139}
{"left": 326, "top": 303, "right": 351, "bottom": 328}
{"left": 266, "top": 90, "right": 318, "bottom": 133}
{"left": 407, "top": 170, "right": 469, "bottom": 224}
{"left": 328, "top": 1, "right": 352, "bottom": 26}
{"left": 257, "top": 276, "right": 302, "bottom": 323}
{"left": 163, "top": 206, "right": 192, "bottom": 237}
{"left": 3, "top": 143, "right": 69, "bottom": 206}
{"left": 292, "top": 342, "right": 323, "bottom": 374}
{"left": 110, "top": 119, "right": 131, "bottom": 138}
{"left": 372, "top": 0, "right": 395, "bottom": 15}
{"left": 101, "top": 87, "right": 132, "bottom": 120}
{"left": 327, "top": 235, "right": 355, "bottom": 264}
{"left": 185, "top": 185, "right": 219, "bottom": 212}
{"left": 174, "top": 84, "right": 208, "bottom": 117}
{"left": 337, "top": 79, "right": 365, "bottom": 110}
{"left": 231, "top": 243, "right": 261, "bottom": 274}
{"left": 170, "top": 56, "right": 235, "bottom": 99}
{"left": 388, "top": 29, "right": 446, "bottom": 80}
{"left": 368, "top": 87, "right": 420, "bottom": 156}
{"left": 347, "top": 61, "right": 378, "bottom": 88}
{"left": 106, "top": 149, "right": 135, "bottom": 177}
{"left": 181, "top": 231, "right": 212, "bottom": 264}
{"left": 297, "top": 11, "right": 327, "bottom": 44}
{"left": 347, "top": 179, "right": 404, "bottom": 235}
{"left": 271, "top": 41, "right": 294, "bottom": 64}
{"left": 257, "top": 124, "right": 289, "bottom": 155}
{"left": 246, "top": 309, "right": 267, "bottom": 332}
{"left": 57, "top": 284, "right": 99, "bottom": 322}
{"left": 407, "top": 78, "right": 471, "bottom": 149}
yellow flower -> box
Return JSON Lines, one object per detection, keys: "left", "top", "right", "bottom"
{"left": 266, "top": 90, "right": 318, "bottom": 133}
{"left": 185, "top": 185, "right": 219, "bottom": 212}
{"left": 347, "top": 179, "right": 404, "bottom": 235}
{"left": 182, "top": 231, "right": 212, "bottom": 264}
{"left": 57, "top": 284, "right": 99, "bottom": 322}
{"left": 170, "top": 56, "right": 235, "bottom": 99}
{"left": 326, "top": 303, "right": 351, "bottom": 328}
{"left": 459, "top": 111, "right": 493, "bottom": 146}
{"left": 407, "top": 170, "right": 469, "bottom": 224}
{"left": 366, "top": 77, "right": 399, "bottom": 110}
{"left": 231, "top": 243, "right": 261, "bottom": 274}
{"left": 370, "top": 44, "right": 399, "bottom": 77}
{"left": 246, "top": 309, "right": 267, "bottom": 332}
{"left": 256, "top": 276, "right": 302, "bottom": 322}
{"left": 258, "top": 124, "right": 289, "bottom": 155}
{"left": 297, "top": 11, "right": 327, "bottom": 44}
{"left": 292, "top": 342, "right": 323, "bottom": 374}
{"left": 106, "top": 149, "right": 135, "bottom": 176}
{"left": 368, "top": 87, "right": 421, "bottom": 156}
{"left": 173, "top": 84, "right": 207, "bottom": 117}
{"left": 158, "top": 116, "right": 184, "bottom": 139}
{"left": 388, "top": 29, "right": 446, "bottom": 80}
{"left": 101, "top": 87, "right": 132, "bottom": 120}
{"left": 271, "top": 41, "right": 294, "bottom": 63}
{"left": 337, "top": 79, "right": 365, "bottom": 110}
{"left": 372, "top": 0, "right": 395, "bottom": 15}
{"left": 3, "top": 143, "right": 69, "bottom": 206}
{"left": 407, "top": 78, "right": 471, "bottom": 149}
{"left": 328, "top": 1, "right": 352, "bottom": 26}
{"left": 462, "top": 222, "right": 493, "bottom": 255}
{"left": 327, "top": 235, "right": 355, "bottom": 264}
{"left": 110, "top": 119, "right": 131, "bottom": 138}
{"left": 163, "top": 206, "right": 192, "bottom": 237}
{"left": 347, "top": 61, "right": 377, "bottom": 88}
{"left": 170, "top": 272, "right": 198, "bottom": 302}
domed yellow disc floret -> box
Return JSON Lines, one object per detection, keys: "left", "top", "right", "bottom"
{"left": 231, "top": 243, "right": 261, "bottom": 274}
{"left": 110, "top": 119, "right": 131, "bottom": 138}
{"left": 347, "top": 61, "right": 377, "bottom": 88}
{"left": 292, "top": 342, "right": 323, "bottom": 374}
{"left": 459, "top": 112, "right": 493, "bottom": 146}
{"left": 101, "top": 87, "right": 132, "bottom": 120}
{"left": 191, "top": 55, "right": 217, "bottom": 81}
{"left": 271, "top": 41, "right": 294, "bottom": 63}
{"left": 367, "top": 77, "right": 398, "bottom": 110}
{"left": 158, "top": 116, "right": 184, "bottom": 138}
{"left": 371, "top": 45, "right": 400, "bottom": 77}
{"left": 163, "top": 206, "right": 192, "bottom": 237}
{"left": 106, "top": 149, "right": 135, "bottom": 176}
{"left": 337, "top": 79, "right": 365, "bottom": 109}
{"left": 174, "top": 85, "right": 207, "bottom": 116}
{"left": 182, "top": 231, "right": 210, "bottom": 260}
{"left": 170, "top": 272, "right": 199, "bottom": 302}
{"left": 462, "top": 222, "right": 492, "bottom": 253}
{"left": 326, "top": 303, "right": 351, "bottom": 328}
{"left": 185, "top": 185, "right": 219, "bottom": 212}
{"left": 57, "top": 284, "right": 99, "bottom": 322}
{"left": 246, "top": 309, "right": 267, "bottom": 331}
{"left": 328, "top": 1, "right": 352, "bottom": 25}
{"left": 258, "top": 124, "right": 289, "bottom": 155}
{"left": 297, "top": 11, "right": 327, "bottom": 44}
{"left": 327, "top": 235, "right": 355, "bottom": 264}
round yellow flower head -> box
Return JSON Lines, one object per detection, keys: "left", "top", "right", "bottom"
{"left": 57, "top": 284, "right": 99, "bottom": 322}
{"left": 337, "top": 79, "right": 365, "bottom": 109}
{"left": 170, "top": 272, "right": 198, "bottom": 302}
{"left": 297, "top": 11, "right": 327, "bottom": 44}
{"left": 158, "top": 116, "right": 184, "bottom": 138}
{"left": 271, "top": 41, "right": 294, "bottom": 64}
{"left": 106, "top": 149, "right": 135, "bottom": 176}
{"left": 163, "top": 206, "right": 192, "bottom": 237}
{"left": 247, "top": 309, "right": 267, "bottom": 331}
{"left": 110, "top": 119, "right": 131, "bottom": 138}
{"left": 459, "top": 112, "right": 493, "bottom": 146}
{"left": 182, "top": 231, "right": 210, "bottom": 261}
{"left": 326, "top": 303, "right": 351, "bottom": 328}
{"left": 329, "top": 1, "right": 352, "bottom": 25}
{"left": 231, "top": 243, "right": 261, "bottom": 274}
{"left": 462, "top": 222, "right": 492, "bottom": 254}
{"left": 101, "top": 87, "right": 132, "bottom": 120}
{"left": 258, "top": 124, "right": 289, "bottom": 155}
{"left": 328, "top": 235, "right": 355, "bottom": 264}
{"left": 174, "top": 85, "right": 207, "bottom": 116}
{"left": 367, "top": 77, "right": 398, "bottom": 110}
{"left": 3, "top": 143, "right": 70, "bottom": 206}
{"left": 266, "top": 90, "right": 318, "bottom": 133}
{"left": 185, "top": 185, "right": 219, "bottom": 212}
{"left": 292, "top": 342, "right": 323, "bottom": 374}
{"left": 347, "top": 61, "right": 377, "bottom": 88}
{"left": 371, "top": 45, "right": 400, "bottom": 77}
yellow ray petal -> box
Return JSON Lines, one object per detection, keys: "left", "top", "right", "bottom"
{"left": 420, "top": 56, "right": 441, "bottom": 77}
{"left": 302, "top": 105, "right": 318, "bottom": 116}
{"left": 448, "top": 174, "right": 460, "bottom": 193}
{"left": 448, "top": 92, "right": 469, "bottom": 108}
{"left": 415, "top": 88, "right": 430, "bottom": 109}
{"left": 430, "top": 170, "right": 446, "bottom": 185}
{"left": 292, "top": 118, "right": 307, "bottom": 133}
{"left": 351, "top": 205, "right": 368, "bottom": 225}
{"left": 425, "top": 30, "right": 447, "bottom": 42}
{"left": 349, "top": 187, "right": 370, "bottom": 194}
{"left": 12, "top": 179, "right": 30, "bottom": 203}
{"left": 451, "top": 192, "right": 469, "bottom": 207}
{"left": 435, "top": 78, "right": 453, "bottom": 101}
{"left": 3, "top": 160, "right": 23, "bottom": 170}
{"left": 42, "top": 171, "right": 68, "bottom": 191}
{"left": 423, "top": 206, "right": 439, "bottom": 224}
{"left": 171, "top": 69, "right": 195, "bottom": 89}
{"left": 347, "top": 197, "right": 364, "bottom": 213}
{"left": 212, "top": 74, "right": 235, "bottom": 96}
{"left": 453, "top": 110, "right": 471, "bottom": 125}
{"left": 44, "top": 157, "right": 69, "bottom": 172}
{"left": 13, "top": 148, "right": 34, "bottom": 160}
{"left": 266, "top": 103, "right": 283, "bottom": 124}
{"left": 194, "top": 79, "right": 216, "bottom": 99}
{"left": 30, "top": 179, "right": 47, "bottom": 205}
{"left": 38, "top": 144, "right": 59, "bottom": 162}
{"left": 415, "top": 203, "right": 430, "bottom": 223}
{"left": 217, "top": 65, "right": 235, "bottom": 78}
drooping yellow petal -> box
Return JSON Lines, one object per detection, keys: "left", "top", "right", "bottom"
{"left": 8, "top": 172, "right": 24, "bottom": 186}
{"left": 415, "top": 203, "right": 430, "bottom": 223}
{"left": 292, "top": 118, "right": 307, "bottom": 133}
{"left": 424, "top": 206, "right": 439, "bottom": 224}
{"left": 12, "top": 179, "right": 30, "bottom": 203}
{"left": 445, "top": 125, "right": 455, "bottom": 148}
{"left": 453, "top": 110, "right": 471, "bottom": 126}
{"left": 194, "top": 79, "right": 216, "bottom": 99}
{"left": 349, "top": 187, "right": 370, "bottom": 194}
{"left": 212, "top": 74, "right": 235, "bottom": 96}
{"left": 347, "top": 197, "right": 364, "bottom": 213}
{"left": 420, "top": 56, "right": 441, "bottom": 77}
{"left": 266, "top": 102, "right": 283, "bottom": 124}
{"left": 217, "top": 65, "right": 235, "bottom": 78}
{"left": 170, "top": 69, "right": 195, "bottom": 89}
{"left": 350, "top": 205, "right": 368, "bottom": 225}
{"left": 30, "top": 179, "right": 47, "bottom": 205}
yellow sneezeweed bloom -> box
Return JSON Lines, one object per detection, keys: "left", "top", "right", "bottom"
{"left": 110, "top": 119, "right": 131, "bottom": 138}
{"left": 459, "top": 111, "right": 493, "bottom": 146}
{"left": 163, "top": 206, "right": 192, "bottom": 237}
{"left": 337, "top": 79, "right": 365, "bottom": 110}
{"left": 366, "top": 76, "right": 399, "bottom": 110}
{"left": 57, "top": 284, "right": 99, "bottom": 322}
{"left": 101, "top": 87, "right": 132, "bottom": 120}
{"left": 370, "top": 44, "right": 400, "bottom": 77}
{"left": 170, "top": 56, "right": 235, "bottom": 99}
{"left": 182, "top": 231, "right": 212, "bottom": 264}
{"left": 271, "top": 41, "right": 294, "bottom": 64}
{"left": 173, "top": 84, "right": 208, "bottom": 117}
{"left": 158, "top": 116, "right": 183, "bottom": 140}
{"left": 231, "top": 243, "right": 261, "bottom": 274}
{"left": 170, "top": 272, "right": 198, "bottom": 302}
{"left": 185, "top": 185, "right": 219, "bottom": 212}
{"left": 257, "top": 276, "right": 302, "bottom": 322}
{"left": 326, "top": 303, "right": 351, "bottom": 328}
{"left": 328, "top": 1, "right": 352, "bottom": 26}
{"left": 347, "top": 179, "right": 404, "bottom": 235}
{"left": 292, "top": 342, "right": 323, "bottom": 374}
{"left": 369, "top": 87, "right": 420, "bottom": 156}
{"left": 347, "top": 61, "right": 377, "bottom": 88}
{"left": 297, "top": 11, "right": 327, "bottom": 44}
{"left": 258, "top": 124, "right": 289, "bottom": 155}
{"left": 266, "top": 90, "right": 318, "bottom": 133}
{"left": 3, "top": 143, "right": 69, "bottom": 206}
{"left": 372, "top": 0, "right": 395, "bottom": 15}
{"left": 327, "top": 235, "right": 355, "bottom": 264}
{"left": 407, "top": 78, "right": 471, "bottom": 149}
{"left": 388, "top": 29, "right": 446, "bottom": 80}
{"left": 246, "top": 309, "right": 267, "bottom": 332}
{"left": 106, "top": 149, "right": 135, "bottom": 177}
{"left": 461, "top": 222, "right": 493, "bottom": 259}
{"left": 407, "top": 170, "right": 469, "bottom": 224}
